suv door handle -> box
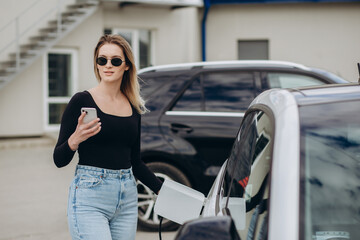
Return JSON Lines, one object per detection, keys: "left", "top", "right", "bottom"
{"left": 170, "top": 123, "right": 193, "bottom": 133}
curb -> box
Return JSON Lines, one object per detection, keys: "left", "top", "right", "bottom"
{"left": 0, "top": 136, "right": 57, "bottom": 150}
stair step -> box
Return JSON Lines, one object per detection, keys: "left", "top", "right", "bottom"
{"left": 62, "top": 10, "right": 86, "bottom": 18}
{"left": 36, "top": 40, "right": 52, "bottom": 46}
{"left": 4, "top": 67, "right": 19, "bottom": 73}
{"left": 0, "top": 76, "right": 8, "bottom": 83}
{"left": 29, "top": 34, "right": 57, "bottom": 42}
{"left": 9, "top": 51, "right": 37, "bottom": 60}
{"left": 27, "top": 49, "right": 42, "bottom": 55}
{"left": 0, "top": 69, "right": 15, "bottom": 76}
{"left": 68, "top": 7, "right": 91, "bottom": 13}
{"left": 67, "top": 1, "right": 98, "bottom": 10}
{"left": 39, "top": 26, "right": 67, "bottom": 34}
{"left": 20, "top": 43, "right": 46, "bottom": 51}
{"left": 0, "top": 59, "right": 28, "bottom": 68}
{"left": 46, "top": 32, "right": 60, "bottom": 38}
{"left": 0, "top": 61, "right": 15, "bottom": 68}
{"left": 64, "top": 15, "right": 83, "bottom": 22}
{"left": 48, "top": 18, "right": 76, "bottom": 26}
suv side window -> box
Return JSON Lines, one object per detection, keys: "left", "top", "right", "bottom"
{"left": 203, "top": 72, "right": 255, "bottom": 112}
{"left": 172, "top": 78, "right": 202, "bottom": 111}
{"left": 220, "top": 110, "right": 273, "bottom": 239}
{"left": 140, "top": 74, "right": 183, "bottom": 111}
{"left": 267, "top": 72, "right": 326, "bottom": 88}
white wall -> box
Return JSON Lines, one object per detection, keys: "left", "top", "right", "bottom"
{"left": 0, "top": 59, "right": 44, "bottom": 136}
{"left": 206, "top": 2, "right": 360, "bottom": 82}
{"left": 102, "top": 4, "right": 202, "bottom": 65}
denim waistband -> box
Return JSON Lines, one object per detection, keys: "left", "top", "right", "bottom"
{"left": 75, "top": 165, "right": 133, "bottom": 178}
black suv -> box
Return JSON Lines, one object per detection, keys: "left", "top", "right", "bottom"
{"left": 136, "top": 60, "right": 347, "bottom": 230}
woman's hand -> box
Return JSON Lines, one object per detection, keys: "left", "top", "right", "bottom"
{"left": 68, "top": 111, "right": 101, "bottom": 151}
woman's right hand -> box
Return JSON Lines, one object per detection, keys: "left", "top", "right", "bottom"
{"left": 68, "top": 111, "right": 101, "bottom": 151}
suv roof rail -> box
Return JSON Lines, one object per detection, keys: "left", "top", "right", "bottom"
{"left": 138, "top": 60, "right": 311, "bottom": 74}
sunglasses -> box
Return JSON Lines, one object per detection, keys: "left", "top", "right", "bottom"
{"left": 96, "top": 57, "right": 124, "bottom": 67}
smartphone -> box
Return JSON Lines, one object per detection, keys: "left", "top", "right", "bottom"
{"left": 81, "top": 107, "right": 98, "bottom": 126}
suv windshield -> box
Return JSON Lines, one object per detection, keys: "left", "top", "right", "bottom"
{"left": 300, "top": 100, "right": 360, "bottom": 240}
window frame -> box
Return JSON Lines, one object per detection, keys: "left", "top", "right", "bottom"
{"left": 43, "top": 48, "right": 78, "bottom": 132}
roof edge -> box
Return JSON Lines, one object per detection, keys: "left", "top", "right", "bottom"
{"left": 138, "top": 60, "right": 310, "bottom": 74}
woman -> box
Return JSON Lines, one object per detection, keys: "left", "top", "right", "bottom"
{"left": 53, "top": 34, "right": 162, "bottom": 240}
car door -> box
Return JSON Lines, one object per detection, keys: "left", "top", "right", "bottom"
{"left": 159, "top": 70, "right": 257, "bottom": 181}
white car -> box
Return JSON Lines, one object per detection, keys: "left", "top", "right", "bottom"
{"left": 156, "top": 83, "right": 360, "bottom": 240}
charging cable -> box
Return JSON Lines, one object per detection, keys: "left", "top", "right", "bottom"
{"left": 158, "top": 216, "right": 164, "bottom": 240}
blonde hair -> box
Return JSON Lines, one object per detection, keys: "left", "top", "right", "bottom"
{"left": 93, "top": 34, "right": 147, "bottom": 114}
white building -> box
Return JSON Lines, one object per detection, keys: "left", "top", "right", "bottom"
{"left": 0, "top": 0, "right": 359, "bottom": 137}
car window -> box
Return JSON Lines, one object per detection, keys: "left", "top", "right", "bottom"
{"left": 219, "top": 110, "right": 273, "bottom": 239}
{"left": 140, "top": 74, "right": 170, "bottom": 98}
{"left": 300, "top": 100, "right": 360, "bottom": 240}
{"left": 172, "top": 78, "right": 203, "bottom": 111}
{"left": 203, "top": 72, "right": 255, "bottom": 112}
{"left": 220, "top": 111, "right": 257, "bottom": 197}
{"left": 141, "top": 74, "right": 186, "bottom": 112}
{"left": 268, "top": 73, "right": 326, "bottom": 88}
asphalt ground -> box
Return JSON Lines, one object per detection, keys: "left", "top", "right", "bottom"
{"left": 0, "top": 138, "right": 176, "bottom": 240}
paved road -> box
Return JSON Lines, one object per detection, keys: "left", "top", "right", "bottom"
{"left": 0, "top": 140, "right": 176, "bottom": 240}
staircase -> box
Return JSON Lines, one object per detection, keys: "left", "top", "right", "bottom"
{"left": 0, "top": 0, "right": 99, "bottom": 90}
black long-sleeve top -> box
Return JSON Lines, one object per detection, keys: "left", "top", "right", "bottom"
{"left": 53, "top": 91, "right": 162, "bottom": 193}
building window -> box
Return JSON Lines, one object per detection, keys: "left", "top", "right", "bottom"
{"left": 238, "top": 40, "right": 269, "bottom": 60}
{"left": 44, "top": 49, "right": 77, "bottom": 130}
{"left": 105, "top": 28, "right": 153, "bottom": 69}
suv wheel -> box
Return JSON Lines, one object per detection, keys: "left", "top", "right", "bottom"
{"left": 137, "top": 161, "right": 192, "bottom": 231}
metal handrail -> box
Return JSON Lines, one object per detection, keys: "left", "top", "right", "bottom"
{"left": 0, "top": 0, "right": 64, "bottom": 70}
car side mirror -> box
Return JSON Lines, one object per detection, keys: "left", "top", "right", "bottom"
{"left": 174, "top": 216, "right": 241, "bottom": 240}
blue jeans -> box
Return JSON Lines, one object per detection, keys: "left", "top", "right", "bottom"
{"left": 67, "top": 165, "right": 138, "bottom": 240}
